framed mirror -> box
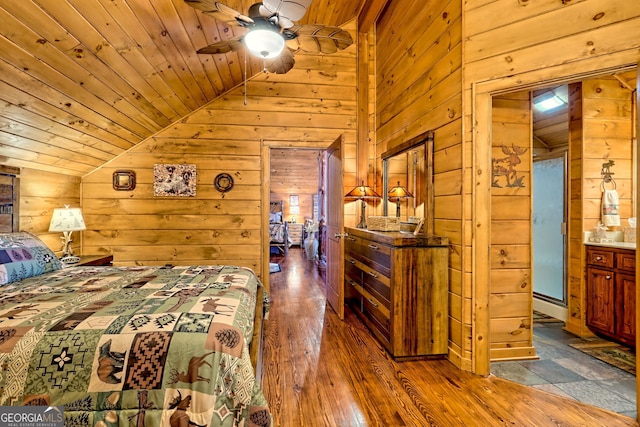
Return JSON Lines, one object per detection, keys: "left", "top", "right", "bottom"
{"left": 382, "top": 130, "right": 434, "bottom": 234}
{"left": 112, "top": 170, "right": 136, "bottom": 191}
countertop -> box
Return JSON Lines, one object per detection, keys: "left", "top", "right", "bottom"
{"left": 583, "top": 231, "right": 636, "bottom": 250}
{"left": 584, "top": 240, "right": 636, "bottom": 250}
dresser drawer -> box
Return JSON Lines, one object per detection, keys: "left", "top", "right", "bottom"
{"left": 616, "top": 252, "right": 635, "bottom": 273}
{"left": 345, "top": 235, "right": 391, "bottom": 275}
{"left": 362, "top": 272, "right": 391, "bottom": 309}
{"left": 586, "top": 248, "right": 614, "bottom": 268}
{"left": 363, "top": 296, "right": 391, "bottom": 343}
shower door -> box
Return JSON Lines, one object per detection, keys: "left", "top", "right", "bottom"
{"left": 533, "top": 155, "right": 567, "bottom": 304}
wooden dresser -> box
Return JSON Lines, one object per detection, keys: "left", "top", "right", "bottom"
{"left": 585, "top": 245, "right": 635, "bottom": 347}
{"left": 344, "top": 227, "right": 449, "bottom": 358}
{"left": 287, "top": 222, "right": 303, "bottom": 246}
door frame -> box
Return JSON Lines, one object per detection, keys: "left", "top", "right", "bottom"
{"left": 472, "top": 63, "right": 639, "bottom": 378}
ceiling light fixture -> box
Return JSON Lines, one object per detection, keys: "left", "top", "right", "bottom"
{"left": 244, "top": 25, "right": 285, "bottom": 59}
{"left": 533, "top": 90, "right": 567, "bottom": 112}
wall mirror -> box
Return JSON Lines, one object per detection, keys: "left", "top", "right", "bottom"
{"left": 112, "top": 170, "right": 136, "bottom": 191}
{"left": 382, "top": 130, "right": 434, "bottom": 234}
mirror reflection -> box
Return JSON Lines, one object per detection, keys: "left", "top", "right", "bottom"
{"left": 382, "top": 130, "right": 434, "bottom": 233}
{"left": 384, "top": 145, "right": 426, "bottom": 220}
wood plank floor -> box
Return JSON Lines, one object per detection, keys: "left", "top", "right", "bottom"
{"left": 261, "top": 248, "right": 638, "bottom": 426}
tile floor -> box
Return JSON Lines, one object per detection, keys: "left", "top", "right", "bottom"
{"left": 492, "top": 320, "right": 637, "bottom": 418}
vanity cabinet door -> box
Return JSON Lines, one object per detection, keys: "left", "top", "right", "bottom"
{"left": 586, "top": 267, "right": 615, "bottom": 335}
{"left": 615, "top": 273, "right": 636, "bottom": 346}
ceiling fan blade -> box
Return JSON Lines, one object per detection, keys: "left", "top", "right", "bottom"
{"left": 266, "top": 48, "right": 295, "bottom": 74}
{"left": 262, "top": 0, "right": 312, "bottom": 22}
{"left": 196, "top": 38, "right": 244, "bottom": 55}
{"left": 287, "top": 25, "right": 353, "bottom": 54}
{"left": 184, "top": 0, "right": 254, "bottom": 25}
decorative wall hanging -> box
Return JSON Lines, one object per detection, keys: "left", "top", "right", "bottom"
{"left": 491, "top": 144, "right": 528, "bottom": 188}
{"left": 153, "top": 164, "right": 196, "bottom": 197}
{"left": 213, "top": 173, "right": 234, "bottom": 197}
{"left": 112, "top": 170, "right": 136, "bottom": 191}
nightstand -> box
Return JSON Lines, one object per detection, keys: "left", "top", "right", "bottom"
{"left": 73, "top": 255, "right": 114, "bottom": 266}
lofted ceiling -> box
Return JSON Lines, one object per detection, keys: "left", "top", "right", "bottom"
{"left": 0, "top": 0, "right": 364, "bottom": 176}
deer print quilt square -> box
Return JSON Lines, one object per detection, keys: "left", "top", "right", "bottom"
{"left": 0, "top": 265, "right": 271, "bottom": 426}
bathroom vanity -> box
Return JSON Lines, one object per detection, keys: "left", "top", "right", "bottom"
{"left": 585, "top": 238, "right": 636, "bottom": 347}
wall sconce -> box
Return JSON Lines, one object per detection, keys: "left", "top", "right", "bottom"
{"left": 388, "top": 181, "right": 414, "bottom": 218}
{"left": 345, "top": 181, "right": 381, "bottom": 228}
{"left": 48, "top": 205, "right": 86, "bottom": 264}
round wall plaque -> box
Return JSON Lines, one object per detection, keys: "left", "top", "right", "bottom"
{"left": 214, "top": 173, "right": 234, "bottom": 193}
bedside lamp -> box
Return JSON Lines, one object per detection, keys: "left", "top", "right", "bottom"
{"left": 388, "top": 181, "right": 414, "bottom": 218}
{"left": 345, "top": 181, "right": 381, "bottom": 229}
{"left": 49, "top": 205, "right": 86, "bottom": 264}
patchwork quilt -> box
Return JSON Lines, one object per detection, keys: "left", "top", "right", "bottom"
{"left": 0, "top": 264, "right": 271, "bottom": 427}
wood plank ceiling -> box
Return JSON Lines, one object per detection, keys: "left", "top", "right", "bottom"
{"left": 0, "top": 0, "right": 364, "bottom": 176}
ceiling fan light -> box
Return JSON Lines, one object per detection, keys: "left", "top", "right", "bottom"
{"left": 244, "top": 29, "right": 285, "bottom": 59}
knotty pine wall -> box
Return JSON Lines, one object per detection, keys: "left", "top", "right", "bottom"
{"left": 18, "top": 168, "right": 81, "bottom": 255}
{"left": 270, "top": 148, "right": 322, "bottom": 223}
{"left": 490, "top": 91, "right": 534, "bottom": 361}
{"left": 567, "top": 75, "right": 635, "bottom": 337}
{"left": 367, "top": 0, "right": 640, "bottom": 373}
{"left": 581, "top": 76, "right": 635, "bottom": 232}
{"left": 81, "top": 24, "right": 357, "bottom": 284}
{"left": 463, "top": 0, "right": 640, "bottom": 373}
{"left": 372, "top": 0, "right": 465, "bottom": 366}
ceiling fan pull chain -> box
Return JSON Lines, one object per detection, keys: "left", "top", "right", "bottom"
{"left": 244, "top": 52, "right": 247, "bottom": 106}
{"left": 263, "top": 58, "right": 267, "bottom": 73}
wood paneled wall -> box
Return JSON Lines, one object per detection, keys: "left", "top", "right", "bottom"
{"left": 490, "top": 91, "right": 535, "bottom": 361}
{"left": 463, "top": 0, "right": 640, "bottom": 374}
{"left": 372, "top": 0, "right": 464, "bottom": 366}
{"left": 18, "top": 168, "right": 80, "bottom": 254}
{"left": 581, "top": 76, "right": 635, "bottom": 231}
{"left": 566, "top": 76, "right": 635, "bottom": 336}
{"left": 82, "top": 24, "right": 357, "bottom": 284}
{"left": 270, "top": 148, "right": 322, "bottom": 223}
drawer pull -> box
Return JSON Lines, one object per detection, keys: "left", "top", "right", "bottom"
{"left": 345, "top": 236, "right": 356, "bottom": 242}
{"left": 367, "top": 244, "right": 379, "bottom": 250}
{"left": 367, "top": 298, "right": 379, "bottom": 308}
{"left": 595, "top": 256, "right": 602, "bottom": 261}
{"left": 349, "top": 280, "right": 357, "bottom": 286}
{"left": 368, "top": 271, "right": 378, "bottom": 278}
{"left": 606, "top": 275, "right": 612, "bottom": 280}
{"left": 348, "top": 259, "right": 356, "bottom": 264}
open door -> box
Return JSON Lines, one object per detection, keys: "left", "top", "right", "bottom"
{"left": 325, "top": 135, "right": 345, "bottom": 319}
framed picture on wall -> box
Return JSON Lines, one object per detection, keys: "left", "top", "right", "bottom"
{"left": 153, "top": 164, "right": 196, "bottom": 197}
{"left": 290, "top": 195, "right": 299, "bottom": 206}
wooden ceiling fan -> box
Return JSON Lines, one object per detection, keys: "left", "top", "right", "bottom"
{"left": 184, "top": 0, "right": 353, "bottom": 74}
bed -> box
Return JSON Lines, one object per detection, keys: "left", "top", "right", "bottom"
{"left": 0, "top": 232, "right": 271, "bottom": 427}
{"left": 269, "top": 201, "right": 289, "bottom": 255}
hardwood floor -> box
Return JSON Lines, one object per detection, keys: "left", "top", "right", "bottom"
{"left": 262, "top": 248, "right": 638, "bottom": 426}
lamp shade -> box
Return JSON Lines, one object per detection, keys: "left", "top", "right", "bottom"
{"left": 244, "top": 28, "right": 285, "bottom": 59}
{"left": 49, "top": 206, "right": 86, "bottom": 232}
{"left": 345, "top": 181, "right": 381, "bottom": 200}
{"left": 388, "top": 181, "right": 414, "bottom": 200}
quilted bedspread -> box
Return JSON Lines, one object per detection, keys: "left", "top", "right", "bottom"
{"left": 0, "top": 264, "right": 271, "bottom": 427}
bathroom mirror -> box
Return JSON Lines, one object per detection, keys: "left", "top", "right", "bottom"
{"left": 382, "top": 130, "right": 434, "bottom": 234}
